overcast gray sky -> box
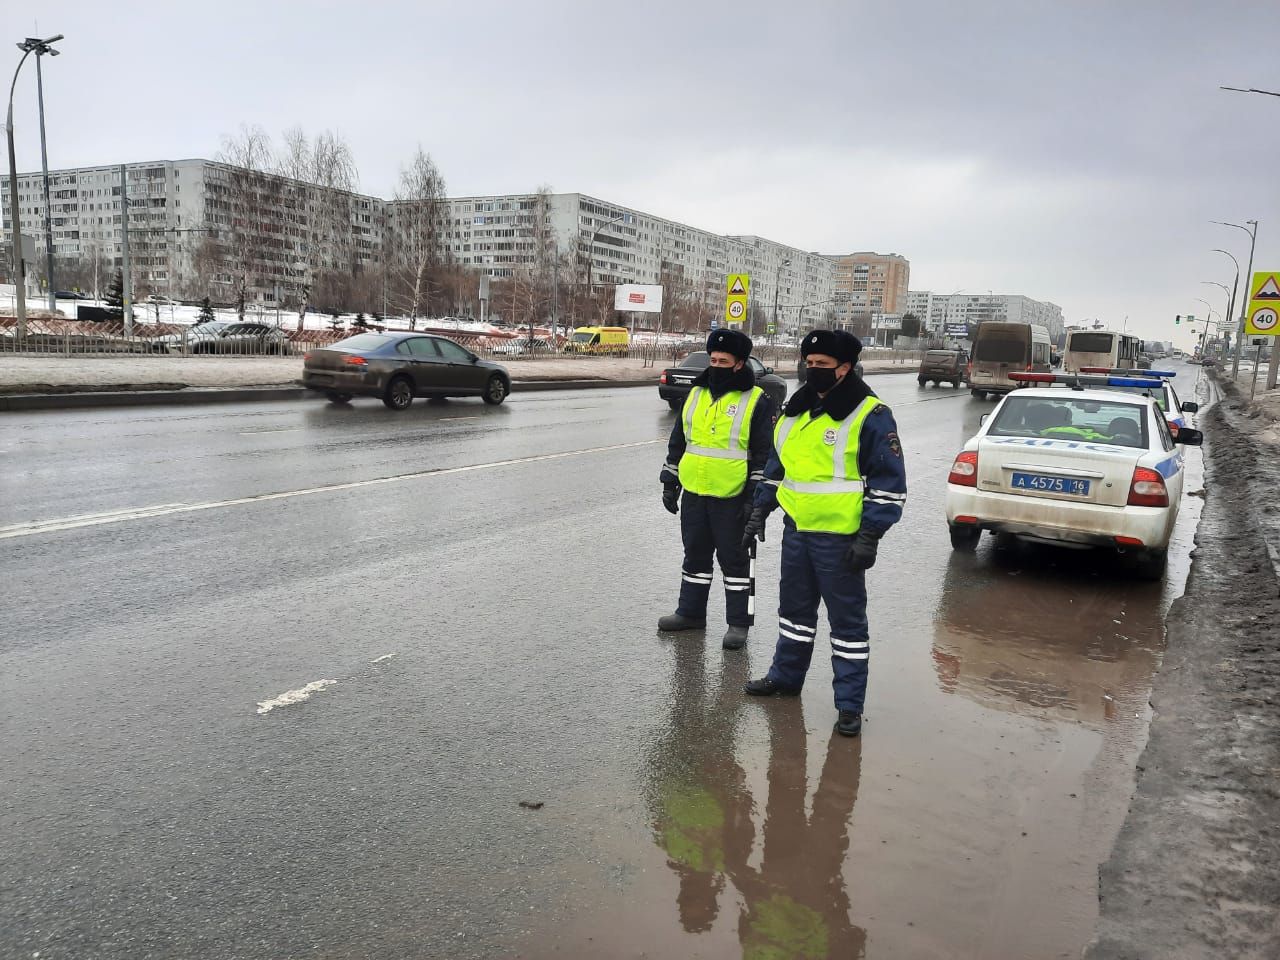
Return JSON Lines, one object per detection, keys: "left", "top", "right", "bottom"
{"left": 13, "top": 1, "right": 1279, "bottom": 341}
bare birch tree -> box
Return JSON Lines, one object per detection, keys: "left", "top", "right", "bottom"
{"left": 276, "top": 128, "right": 360, "bottom": 328}
{"left": 216, "top": 125, "right": 278, "bottom": 320}
{"left": 389, "top": 147, "right": 447, "bottom": 327}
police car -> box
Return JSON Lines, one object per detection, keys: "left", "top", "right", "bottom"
{"left": 1076, "top": 367, "right": 1200, "bottom": 437}
{"left": 944, "top": 373, "right": 1203, "bottom": 579}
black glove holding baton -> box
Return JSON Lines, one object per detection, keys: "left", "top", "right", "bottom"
{"left": 662, "top": 483, "right": 680, "bottom": 515}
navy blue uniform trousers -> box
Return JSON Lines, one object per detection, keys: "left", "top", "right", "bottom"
{"left": 765, "top": 517, "right": 871, "bottom": 712}
{"left": 677, "top": 490, "right": 753, "bottom": 627}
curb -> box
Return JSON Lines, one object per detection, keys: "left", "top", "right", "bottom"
{"left": 0, "top": 378, "right": 658, "bottom": 412}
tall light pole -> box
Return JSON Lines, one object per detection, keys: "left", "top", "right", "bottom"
{"left": 1212, "top": 220, "right": 1258, "bottom": 379}
{"left": 1211, "top": 247, "right": 1240, "bottom": 372}
{"left": 584, "top": 213, "right": 624, "bottom": 324}
{"left": 771, "top": 257, "right": 791, "bottom": 340}
{"left": 1193, "top": 299, "right": 1218, "bottom": 359}
{"left": 1201, "top": 281, "right": 1232, "bottom": 359}
{"left": 7, "top": 44, "right": 39, "bottom": 335}
{"left": 19, "top": 36, "right": 62, "bottom": 312}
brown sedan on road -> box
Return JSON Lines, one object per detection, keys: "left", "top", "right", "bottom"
{"left": 303, "top": 332, "right": 511, "bottom": 409}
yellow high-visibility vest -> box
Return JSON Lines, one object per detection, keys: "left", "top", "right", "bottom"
{"left": 678, "top": 385, "right": 764, "bottom": 498}
{"left": 773, "top": 396, "right": 882, "bottom": 533}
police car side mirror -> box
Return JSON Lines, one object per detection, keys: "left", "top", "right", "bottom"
{"left": 1181, "top": 401, "right": 1199, "bottom": 413}
{"left": 980, "top": 414, "right": 990, "bottom": 425}
{"left": 1174, "top": 428, "right": 1203, "bottom": 446}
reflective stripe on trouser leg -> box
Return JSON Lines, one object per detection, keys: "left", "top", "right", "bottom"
{"left": 707, "top": 492, "right": 752, "bottom": 627}
{"left": 677, "top": 491, "right": 716, "bottom": 619}
{"left": 807, "top": 530, "right": 871, "bottom": 713}
{"left": 767, "top": 521, "right": 822, "bottom": 689}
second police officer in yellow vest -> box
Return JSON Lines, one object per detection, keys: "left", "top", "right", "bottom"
{"left": 659, "top": 329, "right": 775, "bottom": 650}
{"left": 742, "top": 330, "right": 907, "bottom": 737}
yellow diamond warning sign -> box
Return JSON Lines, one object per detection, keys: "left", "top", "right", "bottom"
{"left": 725, "top": 274, "right": 750, "bottom": 327}
{"left": 1245, "top": 271, "right": 1280, "bottom": 336}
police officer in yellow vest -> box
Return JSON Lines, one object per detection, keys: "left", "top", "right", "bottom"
{"left": 659, "top": 329, "right": 775, "bottom": 649}
{"left": 742, "top": 330, "right": 907, "bottom": 736}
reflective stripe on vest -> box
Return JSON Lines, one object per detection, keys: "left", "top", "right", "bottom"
{"left": 678, "top": 385, "right": 762, "bottom": 498}
{"left": 774, "top": 396, "right": 882, "bottom": 533}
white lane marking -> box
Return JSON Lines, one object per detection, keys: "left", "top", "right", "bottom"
{"left": 239, "top": 427, "right": 302, "bottom": 435}
{"left": 0, "top": 438, "right": 663, "bottom": 541}
{"left": 371, "top": 653, "right": 397, "bottom": 664}
{"left": 0, "top": 504, "right": 187, "bottom": 537}
{"left": 256, "top": 679, "right": 336, "bottom": 715}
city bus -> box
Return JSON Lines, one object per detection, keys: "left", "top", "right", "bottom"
{"left": 967, "top": 322, "right": 1052, "bottom": 398}
{"left": 1063, "top": 330, "right": 1141, "bottom": 374}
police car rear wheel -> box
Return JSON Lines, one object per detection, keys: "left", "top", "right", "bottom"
{"left": 949, "top": 525, "right": 981, "bottom": 551}
{"left": 1129, "top": 548, "right": 1168, "bottom": 581}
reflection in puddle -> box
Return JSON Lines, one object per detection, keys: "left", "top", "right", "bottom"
{"left": 643, "top": 642, "right": 867, "bottom": 958}
{"left": 931, "top": 546, "right": 1165, "bottom": 730}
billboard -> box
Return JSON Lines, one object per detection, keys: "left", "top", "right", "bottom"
{"left": 614, "top": 283, "right": 663, "bottom": 314}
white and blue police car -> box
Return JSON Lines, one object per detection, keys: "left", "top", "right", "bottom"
{"left": 944, "top": 373, "right": 1203, "bottom": 579}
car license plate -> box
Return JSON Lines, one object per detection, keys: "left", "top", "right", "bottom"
{"left": 1011, "top": 472, "right": 1090, "bottom": 495}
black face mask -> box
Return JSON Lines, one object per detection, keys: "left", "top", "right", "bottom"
{"left": 806, "top": 367, "right": 841, "bottom": 394}
{"left": 707, "top": 366, "right": 735, "bottom": 392}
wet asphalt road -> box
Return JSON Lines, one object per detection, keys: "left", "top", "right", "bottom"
{"left": 0, "top": 366, "right": 1210, "bottom": 959}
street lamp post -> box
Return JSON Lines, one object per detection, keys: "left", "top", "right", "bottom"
{"left": 1211, "top": 247, "right": 1240, "bottom": 372}
{"left": 584, "top": 213, "right": 624, "bottom": 324}
{"left": 23, "top": 37, "right": 62, "bottom": 312}
{"left": 1212, "top": 220, "right": 1258, "bottom": 379}
{"left": 1193, "top": 299, "right": 1218, "bottom": 359}
{"left": 771, "top": 257, "right": 791, "bottom": 341}
{"left": 1201, "top": 281, "right": 1232, "bottom": 360}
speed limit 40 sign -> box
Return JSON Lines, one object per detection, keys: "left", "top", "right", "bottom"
{"left": 1245, "top": 272, "right": 1280, "bottom": 336}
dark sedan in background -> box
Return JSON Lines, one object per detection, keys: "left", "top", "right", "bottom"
{"left": 658, "top": 351, "right": 789, "bottom": 412}
{"left": 303, "top": 332, "right": 511, "bottom": 409}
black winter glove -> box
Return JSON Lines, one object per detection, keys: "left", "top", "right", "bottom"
{"left": 844, "top": 528, "right": 884, "bottom": 572}
{"left": 662, "top": 483, "right": 680, "bottom": 515}
{"left": 741, "top": 507, "right": 768, "bottom": 548}
{"left": 740, "top": 486, "right": 757, "bottom": 524}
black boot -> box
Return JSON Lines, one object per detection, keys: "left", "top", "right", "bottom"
{"left": 835, "top": 711, "right": 862, "bottom": 737}
{"left": 744, "top": 676, "right": 801, "bottom": 697}
{"left": 657, "top": 613, "right": 706, "bottom": 632}
{"left": 722, "top": 625, "right": 748, "bottom": 650}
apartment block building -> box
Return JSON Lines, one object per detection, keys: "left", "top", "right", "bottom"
{"left": 2, "top": 159, "right": 389, "bottom": 303}
{"left": 925, "top": 293, "right": 1065, "bottom": 340}
{"left": 4, "top": 161, "right": 841, "bottom": 328}
{"left": 823, "top": 252, "right": 911, "bottom": 337}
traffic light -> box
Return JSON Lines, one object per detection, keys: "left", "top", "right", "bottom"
{"left": 1175, "top": 315, "right": 1181, "bottom": 325}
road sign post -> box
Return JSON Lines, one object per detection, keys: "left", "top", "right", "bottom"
{"left": 725, "top": 274, "right": 750, "bottom": 329}
{"left": 1242, "top": 271, "right": 1280, "bottom": 388}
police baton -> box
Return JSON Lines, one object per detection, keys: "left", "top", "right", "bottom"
{"left": 747, "top": 539, "right": 757, "bottom": 625}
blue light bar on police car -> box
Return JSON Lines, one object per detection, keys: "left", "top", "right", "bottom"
{"left": 1010, "top": 372, "right": 1167, "bottom": 389}
{"left": 1079, "top": 366, "right": 1177, "bottom": 378}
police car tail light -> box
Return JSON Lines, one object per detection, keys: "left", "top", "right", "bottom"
{"left": 1127, "top": 467, "right": 1169, "bottom": 507}
{"left": 948, "top": 451, "right": 979, "bottom": 486}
